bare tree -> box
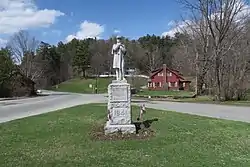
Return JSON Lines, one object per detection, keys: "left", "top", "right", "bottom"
{"left": 171, "top": 33, "right": 196, "bottom": 76}
{"left": 171, "top": 17, "right": 213, "bottom": 95}
{"left": 220, "top": 21, "right": 250, "bottom": 100}
{"left": 177, "top": 0, "right": 250, "bottom": 100}
{"left": 7, "top": 30, "right": 43, "bottom": 81}
{"left": 138, "top": 35, "right": 164, "bottom": 74}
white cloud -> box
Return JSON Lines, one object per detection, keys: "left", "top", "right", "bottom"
{"left": 0, "top": 0, "right": 64, "bottom": 34}
{"left": 114, "top": 29, "right": 121, "bottom": 34}
{"left": 167, "top": 20, "right": 175, "bottom": 27}
{"left": 162, "top": 0, "right": 250, "bottom": 37}
{"left": 0, "top": 38, "right": 7, "bottom": 48}
{"left": 162, "top": 20, "right": 189, "bottom": 37}
{"left": 66, "top": 21, "right": 104, "bottom": 42}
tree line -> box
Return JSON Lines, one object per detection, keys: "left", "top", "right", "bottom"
{"left": 0, "top": 0, "right": 249, "bottom": 101}
{"left": 0, "top": 31, "right": 181, "bottom": 97}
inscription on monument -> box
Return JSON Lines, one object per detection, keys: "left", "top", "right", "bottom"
{"left": 110, "top": 103, "right": 128, "bottom": 109}
{"left": 111, "top": 86, "right": 128, "bottom": 102}
{"left": 113, "top": 108, "right": 126, "bottom": 117}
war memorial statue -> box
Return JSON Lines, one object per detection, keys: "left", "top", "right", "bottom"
{"left": 104, "top": 36, "right": 136, "bottom": 134}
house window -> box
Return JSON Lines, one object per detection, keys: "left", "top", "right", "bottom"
{"left": 159, "top": 82, "right": 162, "bottom": 87}
{"left": 183, "top": 82, "right": 186, "bottom": 87}
{"left": 153, "top": 82, "right": 155, "bottom": 88}
{"left": 148, "top": 82, "right": 151, "bottom": 87}
{"left": 175, "top": 82, "right": 178, "bottom": 87}
{"left": 171, "top": 82, "right": 175, "bottom": 87}
{"left": 155, "top": 82, "right": 160, "bottom": 87}
{"left": 168, "top": 82, "right": 171, "bottom": 87}
{"left": 167, "top": 72, "right": 172, "bottom": 76}
{"left": 158, "top": 72, "right": 163, "bottom": 76}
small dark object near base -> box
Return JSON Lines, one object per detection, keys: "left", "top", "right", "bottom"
{"left": 134, "top": 118, "right": 159, "bottom": 134}
{"left": 140, "top": 123, "right": 145, "bottom": 129}
{"left": 131, "top": 88, "right": 137, "bottom": 94}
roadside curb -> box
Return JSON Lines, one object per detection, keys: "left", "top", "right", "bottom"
{"left": 0, "top": 97, "right": 23, "bottom": 101}
{"left": 0, "top": 94, "right": 49, "bottom": 102}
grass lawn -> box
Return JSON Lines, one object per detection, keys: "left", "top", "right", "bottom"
{"left": 1, "top": 104, "right": 250, "bottom": 167}
{"left": 137, "top": 90, "right": 195, "bottom": 97}
{"left": 49, "top": 77, "right": 113, "bottom": 94}
{"left": 49, "top": 77, "right": 148, "bottom": 94}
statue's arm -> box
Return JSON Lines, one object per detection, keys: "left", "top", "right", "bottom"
{"left": 112, "top": 44, "right": 126, "bottom": 54}
{"left": 121, "top": 45, "right": 126, "bottom": 52}
{"left": 120, "top": 45, "right": 126, "bottom": 54}
{"left": 111, "top": 46, "right": 114, "bottom": 54}
{"left": 112, "top": 44, "right": 120, "bottom": 52}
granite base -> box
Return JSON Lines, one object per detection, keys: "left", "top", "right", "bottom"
{"left": 104, "top": 121, "right": 136, "bottom": 135}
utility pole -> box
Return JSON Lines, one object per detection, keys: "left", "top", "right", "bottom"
{"left": 95, "top": 68, "right": 98, "bottom": 94}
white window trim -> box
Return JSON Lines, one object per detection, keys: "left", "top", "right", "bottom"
{"left": 158, "top": 72, "right": 163, "bottom": 76}
{"left": 167, "top": 72, "right": 172, "bottom": 77}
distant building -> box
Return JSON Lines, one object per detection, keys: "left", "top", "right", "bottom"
{"left": 148, "top": 64, "right": 191, "bottom": 91}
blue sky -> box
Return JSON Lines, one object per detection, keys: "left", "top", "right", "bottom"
{"left": 1, "top": 0, "right": 250, "bottom": 47}
{"left": 36, "top": 0, "right": 182, "bottom": 44}
{"left": 0, "top": 0, "right": 184, "bottom": 46}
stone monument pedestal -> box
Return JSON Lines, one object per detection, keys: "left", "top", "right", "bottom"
{"left": 104, "top": 80, "right": 136, "bottom": 134}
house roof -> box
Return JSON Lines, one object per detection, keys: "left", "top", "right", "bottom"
{"left": 150, "top": 67, "right": 191, "bottom": 82}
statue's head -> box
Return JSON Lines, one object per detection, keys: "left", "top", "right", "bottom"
{"left": 116, "top": 36, "right": 122, "bottom": 43}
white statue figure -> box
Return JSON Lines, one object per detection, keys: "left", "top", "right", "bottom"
{"left": 111, "top": 36, "right": 127, "bottom": 80}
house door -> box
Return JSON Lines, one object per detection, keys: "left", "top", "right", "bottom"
{"left": 179, "top": 81, "right": 184, "bottom": 90}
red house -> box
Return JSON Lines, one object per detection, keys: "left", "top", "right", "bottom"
{"left": 148, "top": 64, "right": 191, "bottom": 91}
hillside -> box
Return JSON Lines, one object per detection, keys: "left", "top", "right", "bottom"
{"left": 49, "top": 77, "right": 148, "bottom": 94}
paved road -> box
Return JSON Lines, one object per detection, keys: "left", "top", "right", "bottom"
{"left": 140, "top": 101, "right": 250, "bottom": 123}
{"left": 0, "top": 91, "right": 106, "bottom": 123}
{"left": 0, "top": 91, "right": 249, "bottom": 124}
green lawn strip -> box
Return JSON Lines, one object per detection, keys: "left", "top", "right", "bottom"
{"left": 49, "top": 77, "right": 148, "bottom": 94}
{"left": 136, "top": 90, "right": 195, "bottom": 98}
{"left": 0, "top": 104, "right": 250, "bottom": 166}
{"left": 50, "top": 78, "right": 113, "bottom": 93}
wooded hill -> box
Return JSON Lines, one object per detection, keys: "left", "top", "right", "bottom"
{"left": 0, "top": 0, "right": 250, "bottom": 101}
